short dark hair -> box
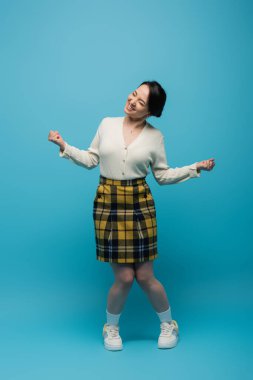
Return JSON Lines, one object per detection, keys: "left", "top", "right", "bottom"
{"left": 139, "top": 80, "right": 167, "bottom": 117}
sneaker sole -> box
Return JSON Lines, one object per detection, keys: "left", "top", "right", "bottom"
{"left": 104, "top": 343, "right": 123, "bottom": 351}
{"left": 158, "top": 336, "right": 179, "bottom": 349}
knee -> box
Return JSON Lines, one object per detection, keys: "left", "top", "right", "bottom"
{"left": 135, "top": 272, "right": 155, "bottom": 287}
{"left": 117, "top": 271, "right": 135, "bottom": 287}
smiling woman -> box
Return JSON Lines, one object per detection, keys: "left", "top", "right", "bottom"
{"left": 124, "top": 81, "right": 167, "bottom": 121}
{"left": 122, "top": 81, "right": 167, "bottom": 145}
{"left": 48, "top": 79, "right": 215, "bottom": 352}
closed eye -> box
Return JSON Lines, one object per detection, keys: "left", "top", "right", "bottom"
{"left": 133, "top": 91, "right": 145, "bottom": 106}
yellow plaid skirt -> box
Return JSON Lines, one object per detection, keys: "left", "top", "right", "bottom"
{"left": 93, "top": 175, "right": 158, "bottom": 263}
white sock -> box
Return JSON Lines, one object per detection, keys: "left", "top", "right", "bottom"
{"left": 156, "top": 306, "right": 172, "bottom": 323}
{"left": 106, "top": 309, "right": 121, "bottom": 326}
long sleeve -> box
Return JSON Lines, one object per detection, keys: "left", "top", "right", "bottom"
{"left": 58, "top": 119, "right": 102, "bottom": 169}
{"left": 151, "top": 134, "right": 201, "bottom": 185}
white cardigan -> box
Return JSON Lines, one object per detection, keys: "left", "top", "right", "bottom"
{"left": 59, "top": 116, "right": 201, "bottom": 185}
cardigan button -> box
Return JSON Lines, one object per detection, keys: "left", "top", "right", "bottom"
{"left": 144, "top": 194, "right": 147, "bottom": 198}
{"left": 98, "top": 194, "right": 102, "bottom": 198}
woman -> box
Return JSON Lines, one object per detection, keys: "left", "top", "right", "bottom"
{"left": 48, "top": 81, "right": 215, "bottom": 351}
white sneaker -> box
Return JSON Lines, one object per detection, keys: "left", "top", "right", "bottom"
{"left": 102, "top": 323, "right": 123, "bottom": 351}
{"left": 158, "top": 320, "right": 179, "bottom": 349}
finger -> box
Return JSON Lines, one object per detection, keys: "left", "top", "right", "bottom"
{"left": 50, "top": 135, "right": 60, "bottom": 143}
{"left": 52, "top": 132, "right": 61, "bottom": 140}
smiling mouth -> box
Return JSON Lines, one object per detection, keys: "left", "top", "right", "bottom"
{"left": 127, "top": 103, "right": 135, "bottom": 111}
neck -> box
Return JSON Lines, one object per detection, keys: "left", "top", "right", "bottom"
{"left": 124, "top": 116, "right": 147, "bottom": 129}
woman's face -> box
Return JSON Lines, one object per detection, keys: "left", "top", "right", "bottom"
{"left": 124, "top": 84, "right": 151, "bottom": 119}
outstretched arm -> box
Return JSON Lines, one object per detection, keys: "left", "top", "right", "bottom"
{"left": 58, "top": 126, "right": 100, "bottom": 169}
{"left": 48, "top": 118, "right": 104, "bottom": 170}
{"left": 151, "top": 134, "right": 201, "bottom": 185}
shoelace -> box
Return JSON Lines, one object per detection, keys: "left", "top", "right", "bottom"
{"left": 106, "top": 325, "right": 120, "bottom": 338}
{"left": 160, "top": 322, "right": 175, "bottom": 336}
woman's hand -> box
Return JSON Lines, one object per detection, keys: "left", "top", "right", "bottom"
{"left": 196, "top": 158, "right": 215, "bottom": 172}
{"left": 48, "top": 130, "right": 66, "bottom": 151}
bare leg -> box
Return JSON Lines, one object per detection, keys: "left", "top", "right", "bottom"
{"left": 134, "top": 261, "right": 170, "bottom": 312}
{"left": 107, "top": 263, "right": 135, "bottom": 314}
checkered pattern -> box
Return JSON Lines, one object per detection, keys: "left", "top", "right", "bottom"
{"left": 93, "top": 175, "right": 158, "bottom": 263}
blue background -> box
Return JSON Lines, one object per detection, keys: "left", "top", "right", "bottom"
{"left": 1, "top": 0, "right": 252, "bottom": 379}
